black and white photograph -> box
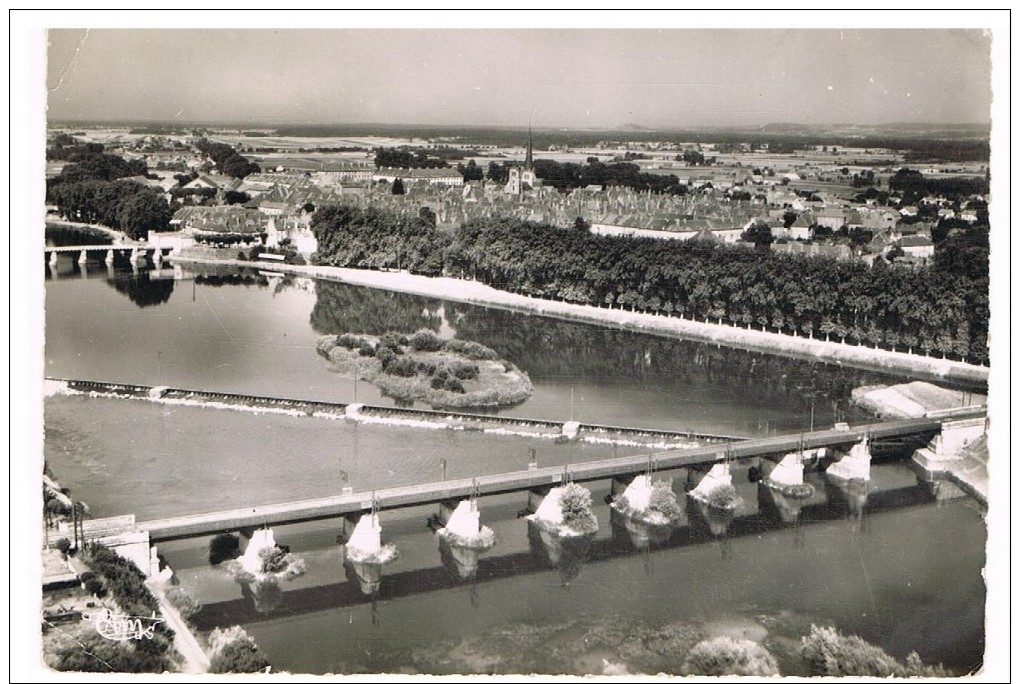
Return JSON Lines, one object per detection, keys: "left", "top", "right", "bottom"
{"left": 12, "top": 10, "right": 1008, "bottom": 680}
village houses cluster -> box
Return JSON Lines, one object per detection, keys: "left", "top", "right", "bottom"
{"left": 52, "top": 130, "right": 986, "bottom": 266}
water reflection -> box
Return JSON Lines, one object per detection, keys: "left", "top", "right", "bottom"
{"left": 306, "top": 279, "right": 933, "bottom": 417}
{"left": 191, "top": 470, "right": 936, "bottom": 630}
{"left": 609, "top": 506, "right": 676, "bottom": 550}
{"left": 239, "top": 577, "right": 286, "bottom": 614}
{"left": 107, "top": 271, "right": 175, "bottom": 308}
{"left": 526, "top": 521, "right": 594, "bottom": 587}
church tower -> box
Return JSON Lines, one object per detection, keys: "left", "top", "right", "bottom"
{"left": 521, "top": 125, "right": 537, "bottom": 188}
{"left": 507, "top": 125, "right": 538, "bottom": 196}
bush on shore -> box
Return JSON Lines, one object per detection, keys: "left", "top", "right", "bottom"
{"left": 208, "top": 626, "right": 272, "bottom": 674}
{"left": 800, "top": 625, "right": 948, "bottom": 677}
{"left": 682, "top": 637, "right": 779, "bottom": 676}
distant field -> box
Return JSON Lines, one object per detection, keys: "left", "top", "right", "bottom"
{"left": 251, "top": 152, "right": 373, "bottom": 171}
{"left": 210, "top": 135, "right": 413, "bottom": 150}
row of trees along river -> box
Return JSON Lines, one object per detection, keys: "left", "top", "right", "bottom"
{"left": 308, "top": 206, "right": 989, "bottom": 365}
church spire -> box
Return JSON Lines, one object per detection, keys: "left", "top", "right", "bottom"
{"left": 525, "top": 124, "right": 534, "bottom": 170}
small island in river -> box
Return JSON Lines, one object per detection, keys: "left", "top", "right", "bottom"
{"left": 317, "top": 329, "right": 533, "bottom": 410}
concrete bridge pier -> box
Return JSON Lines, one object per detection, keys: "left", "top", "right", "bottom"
{"left": 105, "top": 249, "right": 115, "bottom": 265}
{"left": 77, "top": 250, "right": 89, "bottom": 266}
{"left": 48, "top": 251, "right": 59, "bottom": 267}
{"left": 609, "top": 473, "right": 637, "bottom": 501}
{"left": 524, "top": 485, "right": 554, "bottom": 516}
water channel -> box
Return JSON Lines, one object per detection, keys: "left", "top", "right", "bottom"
{"left": 40, "top": 254, "right": 987, "bottom": 675}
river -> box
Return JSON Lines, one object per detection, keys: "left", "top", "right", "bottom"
{"left": 40, "top": 257, "right": 987, "bottom": 676}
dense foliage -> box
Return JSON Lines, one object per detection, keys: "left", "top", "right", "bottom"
{"left": 63, "top": 543, "right": 179, "bottom": 673}
{"left": 531, "top": 158, "right": 689, "bottom": 194}
{"left": 194, "top": 138, "right": 261, "bottom": 179}
{"left": 48, "top": 180, "right": 172, "bottom": 239}
{"left": 317, "top": 329, "right": 531, "bottom": 409}
{"left": 374, "top": 147, "right": 450, "bottom": 169}
{"left": 208, "top": 626, "right": 271, "bottom": 674}
{"left": 681, "top": 637, "right": 779, "bottom": 676}
{"left": 310, "top": 204, "right": 449, "bottom": 276}
{"left": 800, "top": 625, "right": 948, "bottom": 677}
{"left": 559, "top": 483, "right": 598, "bottom": 535}
{"left": 443, "top": 217, "right": 988, "bottom": 364}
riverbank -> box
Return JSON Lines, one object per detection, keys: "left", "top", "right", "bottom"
{"left": 169, "top": 253, "right": 989, "bottom": 388}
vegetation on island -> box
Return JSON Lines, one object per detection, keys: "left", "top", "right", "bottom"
{"left": 317, "top": 329, "right": 532, "bottom": 410}
{"left": 704, "top": 484, "right": 740, "bottom": 512}
{"left": 647, "top": 480, "right": 685, "bottom": 524}
{"left": 558, "top": 483, "right": 599, "bottom": 535}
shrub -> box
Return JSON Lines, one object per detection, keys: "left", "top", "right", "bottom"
{"left": 682, "top": 637, "right": 779, "bottom": 676}
{"left": 443, "top": 338, "right": 499, "bottom": 361}
{"left": 259, "top": 546, "right": 290, "bottom": 574}
{"left": 375, "top": 344, "right": 397, "bottom": 367}
{"left": 416, "top": 360, "right": 439, "bottom": 376}
{"left": 336, "top": 333, "right": 365, "bottom": 349}
{"left": 83, "top": 578, "right": 105, "bottom": 596}
{"left": 648, "top": 481, "right": 684, "bottom": 522}
{"left": 409, "top": 329, "right": 443, "bottom": 352}
{"left": 209, "top": 533, "right": 241, "bottom": 565}
{"left": 78, "top": 571, "right": 96, "bottom": 584}
{"left": 449, "top": 360, "right": 479, "bottom": 380}
{"left": 443, "top": 377, "right": 465, "bottom": 393}
{"left": 800, "top": 625, "right": 949, "bottom": 677}
{"left": 560, "top": 483, "right": 598, "bottom": 534}
{"left": 378, "top": 332, "right": 406, "bottom": 350}
{"left": 209, "top": 627, "right": 271, "bottom": 674}
{"left": 430, "top": 375, "right": 446, "bottom": 390}
{"left": 55, "top": 538, "right": 71, "bottom": 554}
{"left": 707, "top": 484, "right": 739, "bottom": 510}
{"left": 54, "top": 632, "right": 173, "bottom": 673}
{"left": 384, "top": 356, "right": 419, "bottom": 378}
{"left": 356, "top": 340, "right": 375, "bottom": 357}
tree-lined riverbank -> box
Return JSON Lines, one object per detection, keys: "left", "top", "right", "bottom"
{"left": 170, "top": 253, "right": 988, "bottom": 389}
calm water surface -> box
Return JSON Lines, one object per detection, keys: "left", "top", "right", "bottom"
{"left": 42, "top": 260, "right": 986, "bottom": 675}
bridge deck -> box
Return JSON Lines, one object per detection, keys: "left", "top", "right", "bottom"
{"left": 44, "top": 244, "right": 154, "bottom": 253}
{"left": 138, "top": 411, "right": 983, "bottom": 542}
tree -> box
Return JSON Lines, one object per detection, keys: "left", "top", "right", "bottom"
{"left": 418, "top": 206, "right": 437, "bottom": 228}
{"left": 117, "top": 190, "right": 173, "bottom": 240}
{"left": 741, "top": 220, "right": 774, "bottom": 250}
{"left": 391, "top": 178, "right": 405, "bottom": 195}
{"left": 458, "top": 159, "right": 484, "bottom": 181}
{"left": 223, "top": 190, "right": 251, "bottom": 205}
{"left": 486, "top": 161, "right": 508, "bottom": 184}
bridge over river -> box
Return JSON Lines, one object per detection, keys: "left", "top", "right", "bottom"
{"left": 137, "top": 409, "right": 985, "bottom": 543}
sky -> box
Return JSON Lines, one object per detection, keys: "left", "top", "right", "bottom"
{"left": 44, "top": 26, "right": 993, "bottom": 128}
